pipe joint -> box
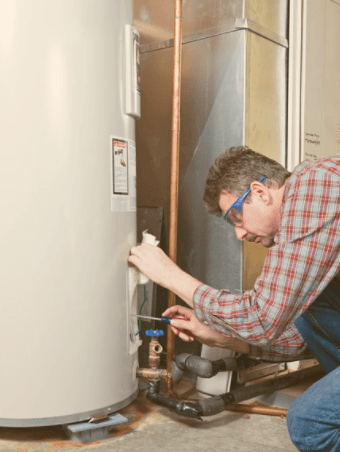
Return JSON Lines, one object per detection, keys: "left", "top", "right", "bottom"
{"left": 173, "top": 401, "right": 203, "bottom": 419}
{"left": 174, "top": 353, "right": 254, "bottom": 379}
{"left": 147, "top": 378, "right": 161, "bottom": 395}
{"left": 145, "top": 390, "right": 203, "bottom": 419}
{"left": 136, "top": 367, "right": 168, "bottom": 380}
{"left": 174, "top": 354, "right": 216, "bottom": 378}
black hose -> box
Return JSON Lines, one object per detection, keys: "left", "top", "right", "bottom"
{"left": 146, "top": 365, "right": 323, "bottom": 419}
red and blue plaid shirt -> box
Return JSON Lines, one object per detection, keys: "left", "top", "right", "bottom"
{"left": 193, "top": 157, "right": 340, "bottom": 361}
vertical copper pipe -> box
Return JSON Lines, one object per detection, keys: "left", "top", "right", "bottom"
{"left": 166, "top": 0, "right": 183, "bottom": 385}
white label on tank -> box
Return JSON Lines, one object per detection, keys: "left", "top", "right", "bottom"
{"left": 110, "top": 137, "right": 129, "bottom": 211}
{"left": 129, "top": 140, "right": 136, "bottom": 211}
{"left": 113, "top": 139, "right": 128, "bottom": 194}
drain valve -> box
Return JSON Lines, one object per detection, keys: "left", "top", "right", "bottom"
{"left": 145, "top": 329, "right": 164, "bottom": 369}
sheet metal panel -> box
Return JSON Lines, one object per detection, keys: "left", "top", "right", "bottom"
{"left": 134, "top": 0, "right": 288, "bottom": 46}
{"left": 177, "top": 32, "right": 247, "bottom": 293}
{"left": 137, "top": 29, "right": 287, "bottom": 293}
{"left": 245, "top": 32, "right": 287, "bottom": 165}
{"left": 243, "top": 32, "right": 287, "bottom": 289}
{"left": 301, "top": 0, "right": 340, "bottom": 160}
{"left": 137, "top": 31, "right": 247, "bottom": 294}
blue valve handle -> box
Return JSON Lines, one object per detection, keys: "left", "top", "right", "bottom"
{"left": 145, "top": 329, "right": 164, "bottom": 337}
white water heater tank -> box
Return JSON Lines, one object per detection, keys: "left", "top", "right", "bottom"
{"left": 0, "top": 0, "right": 141, "bottom": 426}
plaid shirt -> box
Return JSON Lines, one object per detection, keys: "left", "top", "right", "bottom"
{"left": 193, "top": 157, "right": 340, "bottom": 361}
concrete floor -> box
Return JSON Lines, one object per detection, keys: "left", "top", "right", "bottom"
{"left": 0, "top": 385, "right": 298, "bottom": 452}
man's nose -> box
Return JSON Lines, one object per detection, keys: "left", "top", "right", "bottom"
{"left": 235, "top": 226, "right": 248, "bottom": 241}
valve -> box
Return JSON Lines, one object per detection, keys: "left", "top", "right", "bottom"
{"left": 145, "top": 329, "right": 164, "bottom": 369}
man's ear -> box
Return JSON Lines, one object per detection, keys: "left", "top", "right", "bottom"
{"left": 250, "top": 181, "right": 271, "bottom": 205}
{"left": 220, "top": 188, "right": 229, "bottom": 195}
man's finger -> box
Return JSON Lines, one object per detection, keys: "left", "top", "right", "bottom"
{"left": 178, "top": 332, "right": 194, "bottom": 342}
{"left": 163, "top": 305, "right": 193, "bottom": 317}
{"left": 127, "top": 255, "right": 137, "bottom": 264}
{"left": 170, "top": 318, "right": 194, "bottom": 330}
{"left": 162, "top": 305, "right": 182, "bottom": 316}
{"left": 170, "top": 326, "right": 180, "bottom": 334}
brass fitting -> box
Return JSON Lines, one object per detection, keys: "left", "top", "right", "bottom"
{"left": 149, "top": 336, "right": 163, "bottom": 369}
{"left": 136, "top": 368, "right": 168, "bottom": 380}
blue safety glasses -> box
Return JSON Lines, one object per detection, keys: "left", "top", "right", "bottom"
{"left": 223, "top": 176, "right": 266, "bottom": 226}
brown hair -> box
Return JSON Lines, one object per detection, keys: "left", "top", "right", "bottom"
{"left": 203, "top": 146, "right": 291, "bottom": 216}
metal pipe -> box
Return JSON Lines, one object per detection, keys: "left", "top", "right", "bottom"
{"left": 166, "top": 0, "right": 183, "bottom": 382}
{"left": 136, "top": 368, "right": 169, "bottom": 380}
{"left": 228, "top": 404, "right": 288, "bottom": 417}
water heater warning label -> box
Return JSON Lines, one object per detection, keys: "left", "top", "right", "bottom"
{"left": 110, "top": 137, "right": 136, "bottom": 212}
{"left": 112, "top": 139, "right": 128, "bottom": 195}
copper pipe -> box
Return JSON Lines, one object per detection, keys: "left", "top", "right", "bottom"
{"left": 228, "top": 404, "right": 288, "bottom": 417}
{"left": 166, "top": 0, "right": 183, "bottom": 384}
{"left": 166, "top": 376, "right": 180, "bottom": 399}
{"left": 136, "top": 368, "right": 169, "bottom": 380}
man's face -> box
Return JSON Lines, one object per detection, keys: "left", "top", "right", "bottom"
{"left": 219, "top": 187, "right": 279, "bottom": 248}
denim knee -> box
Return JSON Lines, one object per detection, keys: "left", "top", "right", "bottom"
{"left": 287, "top": 394, "right": 340, "bottom": 452}
{"left": 287, "top": 400, "right": 309, "bottom": 451}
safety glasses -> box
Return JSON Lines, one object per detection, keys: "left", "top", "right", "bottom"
{"left": 223, "top": 176, "right": 266, "bottom": 226}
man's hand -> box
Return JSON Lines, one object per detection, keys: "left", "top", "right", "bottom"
{"left": 128, "top": 243, "right": 178, "bottom": 287}
{"left": 163, "top": 305, "right": 249, "bottom": 354}
{"left": 128, "top": 244, "right": 202, "bottom": 308}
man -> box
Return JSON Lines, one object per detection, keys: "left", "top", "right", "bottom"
{"left": 129, "top": 146, "right": 340, "bottom": 451}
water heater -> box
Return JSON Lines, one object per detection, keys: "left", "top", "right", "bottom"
{"left": 0, "top": 0, "right": 141, "bottom": 426}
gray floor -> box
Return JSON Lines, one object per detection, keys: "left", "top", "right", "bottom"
{"left": 0, "top": 390, "right": 298, "bottom": 452}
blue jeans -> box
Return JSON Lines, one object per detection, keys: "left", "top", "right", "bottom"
{"left": 287, "top": 279, "right": 340, "bottom": 451}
